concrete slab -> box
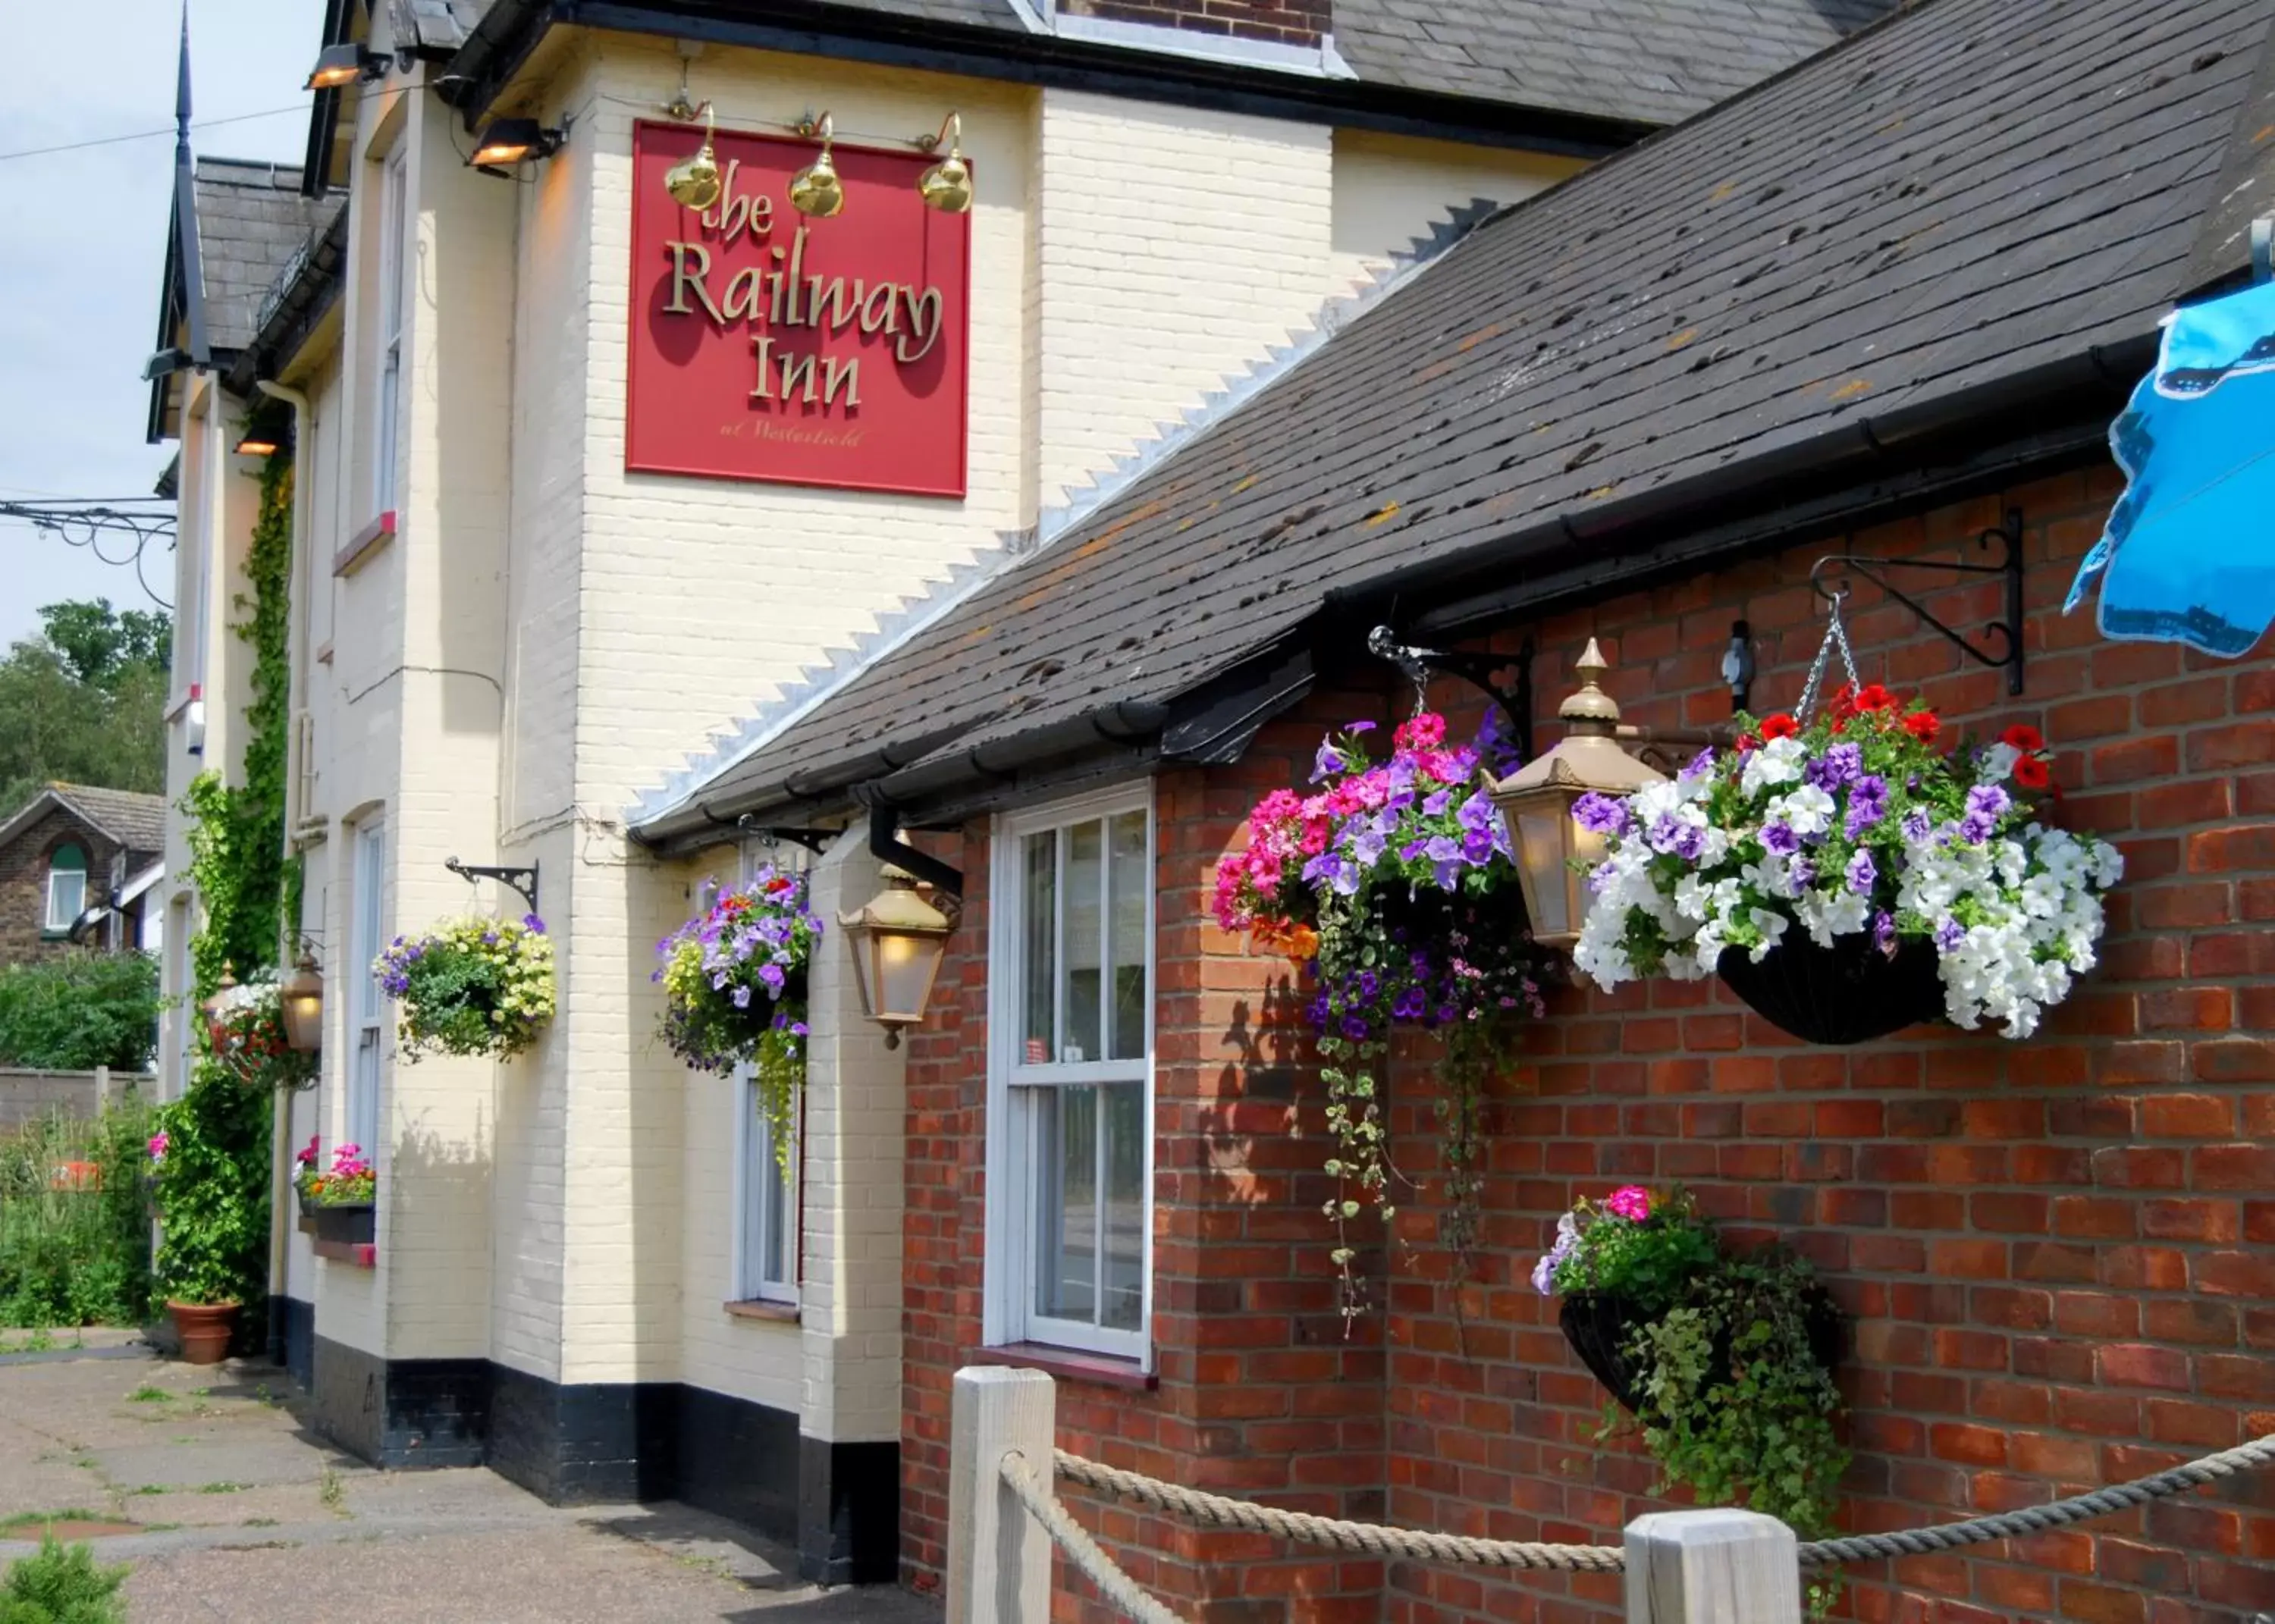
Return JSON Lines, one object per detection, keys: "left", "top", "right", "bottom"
{"left": 0, "top": 1349, "right": 943, "bottom": 1624}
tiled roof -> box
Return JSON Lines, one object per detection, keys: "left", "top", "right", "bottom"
{"left": 1332, "top": 0, "right": 1897, "bottom": 126}
{"left": 634, "top": 0, "right": 2273, "bottom": 842}
{"left": 0, "top": 785, "right": 167, "bottom": 860}
{"left": 193, "top": 158, "right": 338, "bottom": 354}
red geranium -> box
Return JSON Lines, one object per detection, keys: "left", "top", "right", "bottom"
{"left": 1734, "top": 732, "right": 1761, "bottom": 753}
{"left": 1854, "top": 682, "right": 1896, "bottom": 712}
{"left": 1759, "top": 713, "right": 1800, "bottom": 741}
{"left": 1901, "top": 710, "right": 1941, "bottom": 741}
{"left": 2001, "top": 723, "right": 2046, "bottom": 754}
{"left": 2013, "top": 754, "right": 2052, "bottom": 791}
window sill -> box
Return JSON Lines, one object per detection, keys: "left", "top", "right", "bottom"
{"left": 313, "top": 1239, "right": 375, "bottom": 1269}
{"left": 723, "top": 1299, "right": 799, "bottom": 1325}
{"left": 971, "top": 1343, "right": 1156, "bottom": 1391}
{"left": 334, "top": 511, "right": 395, "bottom": 577}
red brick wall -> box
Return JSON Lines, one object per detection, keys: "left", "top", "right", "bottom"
{"left": 899, "top": 462, "right": 2275, "bottom": 1623}
{"left": 1057, "top": 0, "right": 1332, "bottom": 48}
{"left": 0, "top": 807, "right": 130, "bottom": 967}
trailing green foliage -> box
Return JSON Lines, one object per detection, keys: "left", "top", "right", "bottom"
{"left": 154, "top": 447, "right": 294, "bottom": 1319}
{"left": 151, "top": 1070, "right": 268, "bottom": 1309}
{"left": 0, "top": 1105, "right": 155, "bottom": 1327}
{"left": 0, "top": 1537, "right": 127, "bottom": 1624}
{"left": 0, "top": 955, "right": 158, "bottom": 1072}
{"left": 0, "top": 601, "right": 171, "bottom": 815}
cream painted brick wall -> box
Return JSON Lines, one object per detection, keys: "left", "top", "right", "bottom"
{"left": 265, "top": 23, "right": 1600, "bottom": 1395}
{"left": 1031, "top": 92, "right": 1334, "bottom": 510}
{"left": 795, "top": 835, "right": 905, "bottom": 1445}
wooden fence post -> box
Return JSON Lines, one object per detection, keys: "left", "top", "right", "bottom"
{"left": 1625, "top": 1508, "right": 1801, "bottom": 1624}
{"left": 949, "top": 1365, "right": 1057, "bottom": 1624}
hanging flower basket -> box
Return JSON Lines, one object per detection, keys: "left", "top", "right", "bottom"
{"left": 1571, "top": 687, "right": 2123, "bottom": 1042}
{"left": 376, "top": 914, "right": 555, "bottom": 1060}
{"left": 1534, "top": 1187, "right": 1849, "bottom": 1546}
{"left": 1714, "top": 933, "right": 1944, "bottom": 1046}
{"left": 205, "top": 978, "right": 321, "bottom": 1090}
{"left": 1215, "top": 707, "right": 1544, "bottom": 1316}
{"left": 654, "top": 865, "right": 821, "bottom": 1171}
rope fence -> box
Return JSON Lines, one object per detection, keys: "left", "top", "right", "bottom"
{"left": 952, "top": 1365, "right": 2275, "bottom": 1624}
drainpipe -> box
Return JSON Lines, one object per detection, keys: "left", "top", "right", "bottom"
{"left": 255, "top": 378, "right": 310, "bottom": 1369}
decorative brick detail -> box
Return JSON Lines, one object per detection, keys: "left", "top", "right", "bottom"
{"left": 900, "top": 466, "right": 2275, "bottom": 1622}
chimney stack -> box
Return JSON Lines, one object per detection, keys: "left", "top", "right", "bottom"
{"left": 1058, "top": 0, "right": 1331, "bottom": 49}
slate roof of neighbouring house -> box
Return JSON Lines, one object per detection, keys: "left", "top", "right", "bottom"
{"left": 0, "top": 786, "right": 167, "bottom": 860}
{"left": 632, "top": 0, "right": 2273, "bottom": 844}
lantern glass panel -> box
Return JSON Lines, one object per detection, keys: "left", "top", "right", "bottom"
{"left": 1513, "top": 799, "right": 1574, "bottom": 939}
{"left": 876, "top": 926, "right": 934, "bottom": 1019}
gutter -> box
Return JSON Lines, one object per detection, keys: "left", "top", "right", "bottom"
{"left": 444, "top": 0, "right": 1652, "bottom": 158}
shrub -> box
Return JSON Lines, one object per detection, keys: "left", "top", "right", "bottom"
{"left": 0, "top": 1106, "right": 153, "bottom": 1328}
{"left": 0, "top": 1537, "right": 127, "bottom": 1624}
{"left": 150, "top": 1068, "right": 269, "bottom": 1309}
{"left": 0, "top": 955, "right": 157, "bottom": 1073}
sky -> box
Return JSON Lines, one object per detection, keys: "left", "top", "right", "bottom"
{"left": 0, "top": 1, "right": 321, "bottom": 647}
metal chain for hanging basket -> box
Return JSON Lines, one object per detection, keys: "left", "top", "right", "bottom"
{"left": 1793, "top": 591, "right": 1862, "bottom": 726}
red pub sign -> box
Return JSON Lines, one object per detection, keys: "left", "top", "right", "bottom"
{"left": 626, "top": 122, "right": 971, "bottom": 497}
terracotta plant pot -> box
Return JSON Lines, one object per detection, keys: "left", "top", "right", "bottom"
{"left": 1558, "top": 1290, "right": 1844, "bottom": 1415}
{"left": 1715, "top": 934, "right": 1944, "bottom": 1046}
{"left": 167, "top": 1300, "right": 241, "bottom": 1367}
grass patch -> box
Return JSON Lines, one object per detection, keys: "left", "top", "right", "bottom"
{"left": 124, "top": 1387, "right": 168, "bottom": 1405}
{"left": 0, "top": 1515, "right": 105, "bottom": 1533}
{"left": 193, "top": 1483, "right": 243, "bottom": 1496}
{"left": 317, "top": 1469, "right": 344, "bottom": 1514}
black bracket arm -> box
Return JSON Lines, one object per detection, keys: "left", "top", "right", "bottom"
{"left": 444, "top": 857, "right": 539, "bottom": 918}
{"left": 1366, "top": 625, "right": 1535, "bottom": 763}
{"left": 867, "top": 804, "right": 964, "bottom": 899}
{"left": 1809, "top": 506, "right": 2026, "bottom": 695}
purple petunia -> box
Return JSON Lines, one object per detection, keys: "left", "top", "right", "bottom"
{"left": 1761, "top": 821, "right": 1801, "bottom": 857}
{"left": 1806, "top": 742, "right": 1864, "bottom": 792}
{"left": 1902, "top": 807, "right": 1934, "bottom": 843}
{"left": 1935, "top": 916, "right": 1966, "bottom": 951}
{"left": 1846, "top": 849, "right": 1878, "bottom": 895}
{"left": 1844, "top": 775, "right": 1891, "bottom": 839}
{"left": 1874, "top": 910, "right": 1897, "bottom": 953}
{"left": 1572, "top": 792, "right": 1632, "bottom": 836}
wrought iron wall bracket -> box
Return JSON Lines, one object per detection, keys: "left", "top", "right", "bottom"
{"left": 1809, "top": 506, "right": 2026, "bottom": 695}
{"left": 444, "top": 857, "right": 539, "bottom": 918}
{"left": 1367, "top": 626, "right": 1536, "bottom": 761}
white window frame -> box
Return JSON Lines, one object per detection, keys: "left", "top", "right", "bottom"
{"left": 984, "top": 783, "right": 1154, "bottom": 1365}
{"left": 347, "top": 820, "right": 386, "bottom": 1156}
{"left": 42, "top": 847, "right": 86, "bottom": 934}
{"left": 372, "top": 147, "right": 408, "bottom": 519}
{"left": 732, "top": 1077, "right": 799, "bottom": 1306}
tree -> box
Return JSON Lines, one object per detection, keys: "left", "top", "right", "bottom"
{"left": 0, "top": 600, "right": 171, "bottom": 814}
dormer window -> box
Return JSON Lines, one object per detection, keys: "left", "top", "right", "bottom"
{"left": 44, "top": 844, "right": 87, "bottom": 935}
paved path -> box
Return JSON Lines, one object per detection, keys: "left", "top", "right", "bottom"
{"left": 0, "top": 1338, "right": 941, "bottom": 1623}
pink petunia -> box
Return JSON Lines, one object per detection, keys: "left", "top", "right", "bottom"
{"left": 1605, "top": 1185, "right": 1652, "bottom": 1221}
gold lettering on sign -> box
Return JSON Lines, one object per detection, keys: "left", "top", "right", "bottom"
{"left": 667, "top": 173, "right": 947, "bottom": 422}
{"left": 665, "top": 242, "right": 727, "bottom": 324}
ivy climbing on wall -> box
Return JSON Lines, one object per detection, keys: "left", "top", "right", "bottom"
{"left": 158, "top": 448, "right": 297, "bottom": 1321}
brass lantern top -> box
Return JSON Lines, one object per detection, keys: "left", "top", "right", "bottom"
{"left": 1486, "top": 638, "right": 1666, "bottom": 802}
{"left": 840, "top": 866, "right": 955, "bottom": 938}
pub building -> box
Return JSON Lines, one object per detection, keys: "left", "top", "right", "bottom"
{"left": 145, "top": 0, "right": 2275, "bottom": 1615}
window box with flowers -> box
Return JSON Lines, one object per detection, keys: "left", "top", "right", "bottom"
{"left": 375, "top": 914, "right": 555, "bottom": 1061}
{"left": 293, "top": 1138, "right": 375, "bottom": 1247}
{"left": 1216, "top": 710, "right": 1545, "bottom": 1316}
{"left": 1571, "top": 685, "right": 2123, "bottom": 1044}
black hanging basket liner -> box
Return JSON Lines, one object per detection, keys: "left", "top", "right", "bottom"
{"left": 1559, "top": 1290, "right": 1845, "bottom": 1416}
{"left": 297, "top": 1190, "right": 376, "bottom": 1246}
{"left": 1715, "top": 933, "right": 1944, "bottom": 1046}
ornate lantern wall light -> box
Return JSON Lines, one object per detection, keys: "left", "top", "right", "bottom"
{"left": 839, "top": 867, "right": 956, "bottom": 1047}
{"left": 279, "top": 951, "right": 325, "bottom": 1055}
{"left": 1486, "top": 639, "right": 1667, "bottom": 948}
